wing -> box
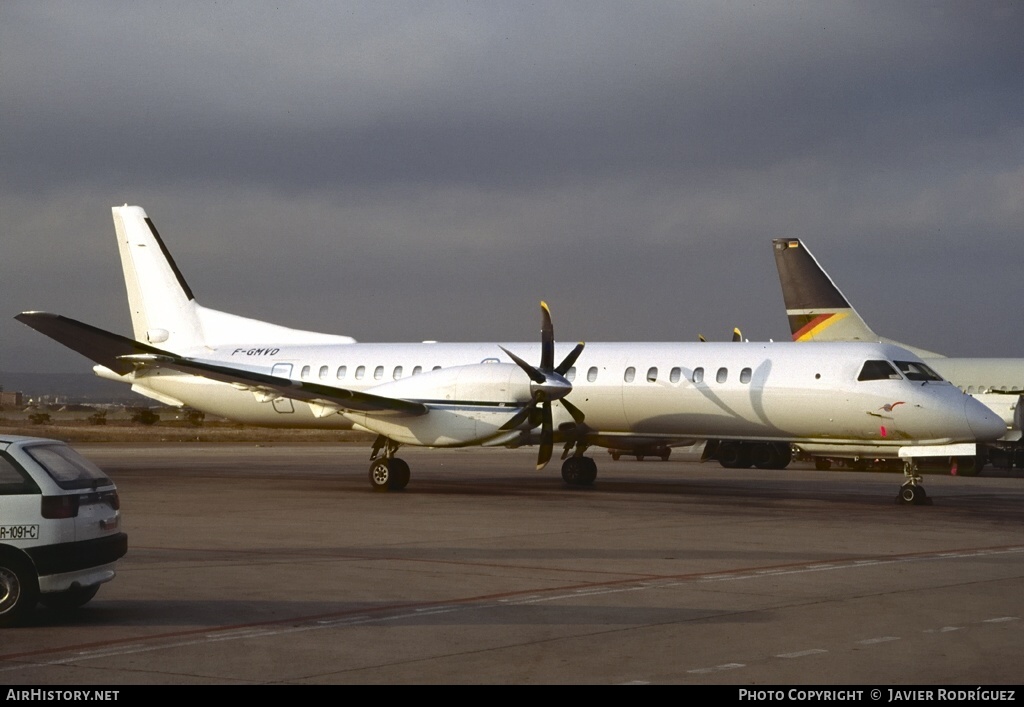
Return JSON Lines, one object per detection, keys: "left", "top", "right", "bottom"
{"left": 16, "top": 312, "right": 426, "bottom": 417}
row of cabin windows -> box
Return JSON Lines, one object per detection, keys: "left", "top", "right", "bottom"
{"left": 620, "top": 366, "right": 752, "bottom": 384}
{"left": 564, "top": 366, "right": 753, "bottom": 384}
{"left": 298, "top": 363, "right": 753, "bottom": 385}
{"left": 965, "top": 385, "right": 1022, "bottom": 394}
{"left": 300, "top": 364, "right": 444, "bottom": 381}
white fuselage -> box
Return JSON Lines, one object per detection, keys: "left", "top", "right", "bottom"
{"left": 113, "top": 339, "right": 999, "bottom": 453}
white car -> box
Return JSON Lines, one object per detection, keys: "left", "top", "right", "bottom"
{"left": 0, "top": 435, "right": 127, "bottom": 627}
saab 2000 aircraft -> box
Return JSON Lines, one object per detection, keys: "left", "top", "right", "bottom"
{"left": 16, "top": 206, "right": 1006, "bottom": 504}
{"left": 773, "top": 238, "right": 1023, "bottom": 472}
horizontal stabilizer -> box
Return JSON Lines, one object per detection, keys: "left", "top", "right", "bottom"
{"left": 16, "top": 312, "right": 171, "bottom": 375}
{"left": 17, "top": 311, "right": 426, "bottom": 417}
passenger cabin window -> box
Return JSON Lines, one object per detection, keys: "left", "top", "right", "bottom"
{"left": 587, "top": 367, "right": 598, "bottom": 382}
{"left": 566, "top": 367, "right": 576, "bottom": 382}
{"left": 692, "top": 367, "right": 704, "bottom": 383}
{"left": 393, "top": 366, "right": 403, "bottom": 380}
{"left": 412, "top": 366, "right": 422, "bottom": 376}
{"left": 646, "top": 367, "right": 658, "bottom": 382}
{"left": 432, "top": 366, "right": 442, "bottom": 371}
{"left": 336, "top": 365, "right": 347, "bottom": 379}
{"left": 624, "top": 367, "right": 636, "bottom": 383}
{"left": 740, "top": 367, "right": 752, "bottom": 384}
{"left": 318, "top": 365, "right": 329, "bottom": 379}
{"left": 374, "top": 365, "right": 384, "bottom": 380}
{"left": 355, "top": 365, "right": 365, "bottom": 380}
{"left": 857, "top": 360, "right": 902, "bottom": 381}
{"left": 894, "top": 360, "right": 943, "bottom": 382}
{"left": 716, "top": 367, "right": 728, "bottom": 384}
{"left": 300, "top": 365, "right": 311, "bottom": 379}
{"left": 669, "top": 367, "right": 681, "bottom": 383}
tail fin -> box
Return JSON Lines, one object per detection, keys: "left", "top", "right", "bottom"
{"left": 112, "top": 205, "right": 355, "bottom": 351}
{"left": 771, "top": 238, "right": 880, "bottom": 343}
{"left": 771, "top": 238, "right": 942, "bottom": 358}
{"left": 113, "top": 206, "right": 203, "bottom": 347}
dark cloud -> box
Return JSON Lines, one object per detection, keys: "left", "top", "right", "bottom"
{"left": 2, "top": 2, "right": 1022, "bottom": 375}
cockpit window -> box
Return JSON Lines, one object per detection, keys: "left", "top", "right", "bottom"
{"left": 894, "top": 360, "right": 943, "bottom": 382}
{"left": 857, "top": 360, "right": 902, "bottom": 381}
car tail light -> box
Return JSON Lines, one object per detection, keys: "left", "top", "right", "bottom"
{"left": 41, "top": 495, "right": 80, "bottom": 519}
{"left": 103, "top": 490, "right": 121, "bottom": 511}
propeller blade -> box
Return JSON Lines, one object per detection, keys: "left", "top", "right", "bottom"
{"left": 555, "top": 342, "right": 585, "bottom": 376}
{"left": 540, "top": 301, "right": 555, "bottom": 372}
{"left": 500, "top": 346, "right": 545, "bottom": 384}
{"left": 732, "top": 327, "right": 742, "bottom": 342}
{"left": 560, "top": 398, "right": 586, "bottom": 425}
{"left": 499, "top": 392, "right": 541, "bottom": 430}
{"left": 536, "top": 401, "right": 553, "bottom": 470}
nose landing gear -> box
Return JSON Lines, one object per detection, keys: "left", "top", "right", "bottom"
{"left": 896, "top": 460, "right": 932, "bottom": 506}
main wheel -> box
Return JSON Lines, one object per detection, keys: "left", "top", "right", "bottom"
{"left": 40, "top": 584, "right": 100, "bottom": 611}
{"left": 368, "top": 459, "right": 409, "bottom": 492}
{"left": 0, "top": 555, "right": 39, "bottom": 628}
{"left": 767, "top": 443, "right": 792, "bottom": 469}
{"left": 718, "top": 442, "right": 751, "bottom": 469}
{"left": 751, "top": 443, "right": 790, "bottom": 470}
{"left": 389, "top": 458, "right": 410, "bottom": 491}
{"left": 562, "top": 457, "right": 597, "bottom": 486}
{"left": 577, "top": 457, "right": 597, "bottom": 486}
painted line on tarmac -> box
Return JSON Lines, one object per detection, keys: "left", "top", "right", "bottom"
{"left": 2, "top": 544, "right": 1022, "bottom": 673}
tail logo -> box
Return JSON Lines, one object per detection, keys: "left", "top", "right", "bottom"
{"left": 791, "top": 312, "right": 850, "bottom": 341}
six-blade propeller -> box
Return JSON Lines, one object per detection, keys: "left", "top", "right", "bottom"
{"left": 500, "top": 302, "right": 585, "bottom": 469}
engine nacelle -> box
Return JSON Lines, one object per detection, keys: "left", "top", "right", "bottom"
{"left": 345, "top": 363, "right": 536, "bottom": 447}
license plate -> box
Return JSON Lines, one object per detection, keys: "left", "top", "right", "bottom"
{"left": 0, "top": 525, "right": 39, "bottom": 540}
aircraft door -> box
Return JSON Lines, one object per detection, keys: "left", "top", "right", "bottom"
{"left": 271, "top": 363, "right": 295, "bottom": 413}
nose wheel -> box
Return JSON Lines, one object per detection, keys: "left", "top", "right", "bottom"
{"left": 896, "top": 460, "right": 932, "bottom": 505}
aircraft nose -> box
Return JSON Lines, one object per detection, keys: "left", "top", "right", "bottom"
{"left": 964, "top": 395, "right": 1007, "bottom": 442}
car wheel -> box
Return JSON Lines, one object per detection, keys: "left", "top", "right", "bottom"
{"left": 0, "top": 555, "right": 39, "bottom": 628}
{"left": 40, "top": 584, "right": 101, "bottom": 611}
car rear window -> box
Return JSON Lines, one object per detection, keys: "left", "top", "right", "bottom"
{"left": 0, "top": 453, "right": 40, "bottom": 495}
{"left": 24, "top": 444, "right": 112, "bottom": 491}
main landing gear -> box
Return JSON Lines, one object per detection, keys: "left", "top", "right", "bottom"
{"left": 561, "top": 455, "right": 597, "bottom": 486}
{"left": 368, "top": 436, "right": 410, "bottom": 492}
{"left": 896, "top": 459, "right": 932, "bottom": 506}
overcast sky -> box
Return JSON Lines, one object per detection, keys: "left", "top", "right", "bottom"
{"left": 2, "top": 1, "right": 1022, "bottom": 375}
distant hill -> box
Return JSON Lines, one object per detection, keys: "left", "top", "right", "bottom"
{"left": 0, "top": 371, "right": 140, "bottom": 404}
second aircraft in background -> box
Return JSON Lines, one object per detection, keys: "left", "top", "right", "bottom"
{"left": 773, "top": 238, "right": 1023, "bottom": 472}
